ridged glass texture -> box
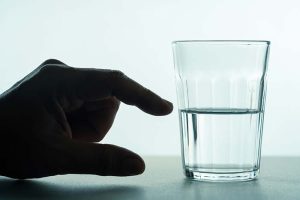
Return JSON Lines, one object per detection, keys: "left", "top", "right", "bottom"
{"left": 173, "top": 40, "right": 270, "bottom": 181}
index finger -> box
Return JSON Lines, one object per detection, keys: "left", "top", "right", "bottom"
{"left": 65, "top": 68, "right": 173, "bottom": 116}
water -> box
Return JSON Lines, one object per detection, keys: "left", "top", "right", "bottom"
{"left": 179, "top": 108, "right": 264, "bottom": 175}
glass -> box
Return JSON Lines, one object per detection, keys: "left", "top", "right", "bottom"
{"left": 172, "top": 40, "right": 270, "bottom": 182}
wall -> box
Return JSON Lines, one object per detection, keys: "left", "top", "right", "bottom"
{"left": 0, "top": 0, "right": 299, "bottom": 156}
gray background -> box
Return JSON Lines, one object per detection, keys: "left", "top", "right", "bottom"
{"left": 0, "top": 0, "right": 299, "bottom": 156}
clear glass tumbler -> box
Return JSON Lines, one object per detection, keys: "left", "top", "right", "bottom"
{"left": 172, "top": 40, "right": 270, "bottom": 182}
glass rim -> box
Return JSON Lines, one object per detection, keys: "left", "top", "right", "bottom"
{"left": 172, "top": 40, "right": 270, "bottom": 45}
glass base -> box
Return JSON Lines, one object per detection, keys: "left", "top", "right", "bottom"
{"left": 184, "top": 168, "right": 259, "bottom": 182}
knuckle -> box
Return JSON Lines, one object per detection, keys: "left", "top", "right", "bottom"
{"left": 41, "top": 58, "right": 64, "bottom": 66}
{"left": 37, "top": 64, "right": 72, "bottom": 79}
{"left": 97, "top": 144, "right": 110, "bottom": 176}
{"left": 97, "top": 144, "right": 117, "bottom": 176}
{"left": 109, "top": 70, "right": 125, "bottom": 80}
{"left": 38, "top": 64, "right": 62, "bottom": 76}
{"left": 27, "top": 64, "right": 72, "bottom": 92}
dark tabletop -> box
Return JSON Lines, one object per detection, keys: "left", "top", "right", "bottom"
{"left": 0, "top": 156, "right": 299, "bottom": 200}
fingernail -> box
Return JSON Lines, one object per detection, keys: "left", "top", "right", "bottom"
{"left": 164, "top": 99, "right": 173, "bottom": 112}
{"left": 122, "top": 158, "right": 145, "bottom": 175}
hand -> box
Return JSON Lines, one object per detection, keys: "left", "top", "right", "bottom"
{"left": 0, "top": 59, "right": 173, "bottom": 179}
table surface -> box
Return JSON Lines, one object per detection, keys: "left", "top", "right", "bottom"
{"left": 0, "top": 156, "right": 299, "bottom": 200}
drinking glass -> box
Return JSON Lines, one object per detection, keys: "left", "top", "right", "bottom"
{"left": 172, "top": 40, "right": 270, "bottom": 181}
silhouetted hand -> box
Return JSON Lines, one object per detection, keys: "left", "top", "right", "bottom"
{"left": 0, "top": 59, "right": 173, "bottom": 179}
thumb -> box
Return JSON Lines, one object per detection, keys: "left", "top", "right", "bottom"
{"left": 58, "top": 142, "right": 145, "bottom": 176}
